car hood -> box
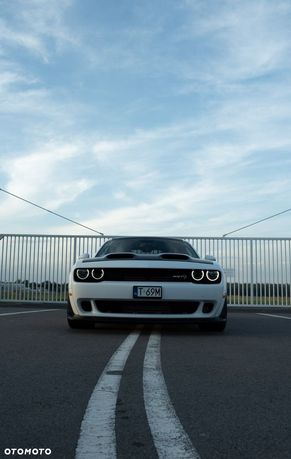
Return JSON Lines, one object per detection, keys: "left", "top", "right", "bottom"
{"left": 73, "top": 253, "right": 222, "bottom": 270}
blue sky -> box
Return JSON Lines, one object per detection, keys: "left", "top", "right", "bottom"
{"left": 1, "top": 0, "right": 291, "bottom": 237}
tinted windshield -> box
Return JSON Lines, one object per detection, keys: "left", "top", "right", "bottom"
{"left": 96, "top": 238, "right": 199, "bottom": 258}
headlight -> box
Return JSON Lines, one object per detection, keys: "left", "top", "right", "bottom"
{"left": 91, "top": 268, "right": 104, "bottom": 280}
{"left": 191, "top": 269, "right": 204, "bottom": 281}
{"left": 206, "top": 270, "right": 220, "bottom": 282}
{"left": 76, "top": 268, "right": 90, "bottom": 280}
{"left": 190, "top": 269, "right": 221, "bottom": 283}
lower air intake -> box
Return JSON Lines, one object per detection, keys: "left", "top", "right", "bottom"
{"left": 95, "top": 300, "right": 199, "bottom": 315}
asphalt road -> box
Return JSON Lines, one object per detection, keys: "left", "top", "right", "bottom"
{"left": 0, "top": 305, "right": 291, "bottom": 459}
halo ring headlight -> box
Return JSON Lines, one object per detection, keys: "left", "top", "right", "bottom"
{"left": 76, "top": 268, "right": 90, "bottom": 280}
{"left": 206, "top": 270, "right": 220, "bottom": 282}
{"left": 91, "top": 268, "right": 105, "bottom": 280}
{"left": 191, "top": 269, "right": 204, "bottom": 282}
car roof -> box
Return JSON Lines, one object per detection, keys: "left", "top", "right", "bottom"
{"left": 107, "top": 236, "right": 188, "bottom": 242}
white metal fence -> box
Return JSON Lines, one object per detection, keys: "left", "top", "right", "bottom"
{"left": 0, "top": 234, "right": 290, "bottom": 306}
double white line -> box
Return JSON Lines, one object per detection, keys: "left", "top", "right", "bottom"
{"left": 75, "top": 328, "right": 200, "bottom": 459}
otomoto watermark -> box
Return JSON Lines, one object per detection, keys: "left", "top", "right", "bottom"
{"left": 3, "top": 449, "right": 52, "bottom": 456}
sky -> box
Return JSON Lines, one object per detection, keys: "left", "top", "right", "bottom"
{"left": 1, "top": 0, "right": 291, "bottom": 238}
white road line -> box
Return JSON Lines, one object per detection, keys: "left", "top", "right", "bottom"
{"left": 0, "top": 309, "right": 62, "bottom": 316}
{"left": 75, "top": 329, "right": 141, "bottom": 459}
{"left": 257, "top": 313, "right": 291, "bottom": 320}
{"left": 143, "top": 330, "right": 200, "bottom": 459}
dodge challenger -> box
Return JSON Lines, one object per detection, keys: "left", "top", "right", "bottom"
{"left": 67, "top": 236, "right": 227, "bottom": 331}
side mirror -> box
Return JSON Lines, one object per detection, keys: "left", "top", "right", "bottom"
{"left": 78, "top": 253, "right": 90, "bottom": 260}
{"left": 205, "top": 254, "right": 216, "bottom": 261}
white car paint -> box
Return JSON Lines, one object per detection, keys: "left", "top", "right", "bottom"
{"left": 67, "top": 237, "right": 227, "bottom": 330}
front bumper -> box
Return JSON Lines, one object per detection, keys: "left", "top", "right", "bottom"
{"left": 68, "top": 280, "right": 226, "bottom": 322}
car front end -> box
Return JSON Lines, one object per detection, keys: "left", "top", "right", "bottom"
{"left": 67, "top": 238, "right": 227, "bottom": 331}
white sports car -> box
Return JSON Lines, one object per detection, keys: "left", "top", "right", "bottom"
{"left": 67, "top": 236, "right": 227, "bottom": 331}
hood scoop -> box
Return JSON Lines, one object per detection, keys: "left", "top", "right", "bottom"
{"left": 106, "top": 252, "right": 135, "bottom": 259}
{"left": 102, "top": 252, "right": 193, "bottom": 261}
{"left": 159, "top": 253, "right": 190, "bottom": 260}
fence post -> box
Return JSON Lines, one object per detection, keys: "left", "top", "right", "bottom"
{"left": 250, "top": 239, "right": 254, "bottom": 305}
{"left": 73, "top": 237, "right": 77, "bottom": 265}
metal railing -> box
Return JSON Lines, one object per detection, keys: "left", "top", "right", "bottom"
{"left": 0, "top": 234, "right": 290, "bottom": 306}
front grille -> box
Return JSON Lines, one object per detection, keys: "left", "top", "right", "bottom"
{"left": 101, "top": 268, "right": 191, "bottom": 282}
{"left": 95, "top": 300, "right": 199, "bottom": 315}
{"left": 74, "top": 268, "right": 222, "bottom": 284}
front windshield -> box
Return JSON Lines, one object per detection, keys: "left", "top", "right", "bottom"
{"left": 96, "top": 238, "right": 199, "bottom": 258}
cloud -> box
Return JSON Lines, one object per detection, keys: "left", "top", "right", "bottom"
{"left": 0, "top": 19, "right": 47, "bottom": 61}
{"left": 50, "top": 174, "right": 239, "bottom": 237}
{"left": 0, "top": 69, "right": 33, "bottom": 88}
{"left": 175, "top": 0, "right": 291, "bottom": 92}
{"left": 1, "top": 0, "right": 291, "bottom": 237}
{"left": 0, "top": 141, "right": 95, "bottom": 222}
{"left": 0, "top": 1, "right": 83, "bottom": 124}
{"left": 2, "top": 107, "right": 290, "bottom": 236}
{"left": 0, "top": 0, "right": 76, "bottom": 62}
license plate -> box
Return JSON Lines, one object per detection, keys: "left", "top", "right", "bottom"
{"left": 133, "top": 286, "right": 162, "bottom": 299}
